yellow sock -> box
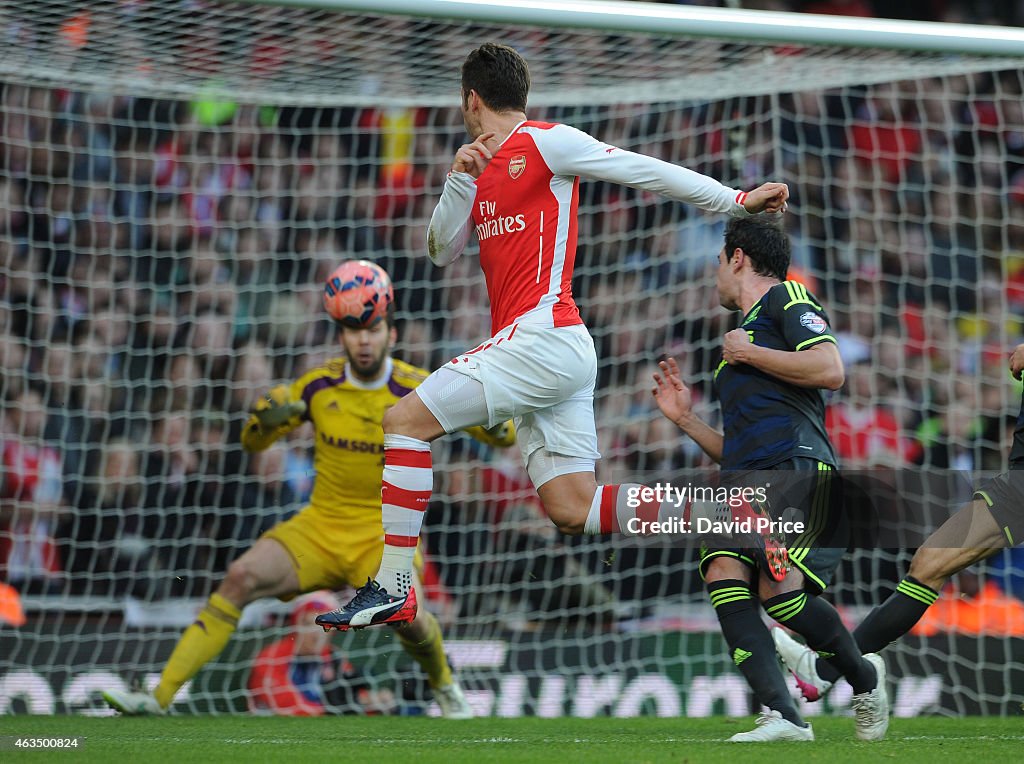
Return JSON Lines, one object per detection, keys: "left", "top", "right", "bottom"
{"left": 396, "top": 609, "right": 453, "bottom": 689}
{"left": 153, "top": 592, "right": 241, "bottom": 709}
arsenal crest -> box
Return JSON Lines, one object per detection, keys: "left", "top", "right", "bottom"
{"left": 508, "top": 155, "right": 526, "bottom": 179}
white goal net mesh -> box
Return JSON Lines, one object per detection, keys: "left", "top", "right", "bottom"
{"left": 2, "top": 0, "right": 1024, "bottom": 718}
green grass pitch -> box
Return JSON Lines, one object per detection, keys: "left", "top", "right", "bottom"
{"left": 5, "top": 716, "right": 1023, "bottom": 762}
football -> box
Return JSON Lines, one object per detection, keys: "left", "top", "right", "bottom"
{"left": 322, "top": 259, "right": 394, "bottom": 327}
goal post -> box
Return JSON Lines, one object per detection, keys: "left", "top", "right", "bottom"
{"left": 257, "top": 0, "right": 1024, "bottom": 55}
{"left": 2, "top": 0, "right": 1024, "bottom": 717}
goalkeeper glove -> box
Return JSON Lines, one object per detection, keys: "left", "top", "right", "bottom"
{"left": 475, "top": 420, "right": 517, "bottom": 448}
{"left": 252, "top": 385, "right": 307, "bottom": 430}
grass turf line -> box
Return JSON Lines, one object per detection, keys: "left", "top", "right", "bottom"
{"left": 5, "top": 716, "right": 1023, "bottom": 763}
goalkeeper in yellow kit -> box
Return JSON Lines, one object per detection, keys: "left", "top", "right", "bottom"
{"left": 103, "top": 260, "right": 513, "bottom": 718}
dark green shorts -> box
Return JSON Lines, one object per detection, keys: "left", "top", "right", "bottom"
{"left": 974, "top": 470, "right": 1024, "bottom": 547}
{"left": 699, "top": 458, "right": 848, "bottom": 593}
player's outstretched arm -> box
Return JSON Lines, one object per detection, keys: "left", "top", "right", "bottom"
{"left": 652, "top": 358, "right": 724, "bottom": 463}
{"left": 426, "top": 132, "right": 496, "bottom": 267}
{"left": 723, "top": 330, "right": 844, "bottom": 390}
{"left": 241, "top": 384, "right": 307, "bottom": 453}
{"left": 528, "top": 123, "right": 786, "bottom": 219}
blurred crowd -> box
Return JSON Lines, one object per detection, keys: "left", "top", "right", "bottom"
{"left": 1, "top": 0, "right": 1024, "bottom": 622}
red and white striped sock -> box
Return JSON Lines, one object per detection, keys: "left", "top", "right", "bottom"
{"left": 582, "top": 484, "right": 701, "bottom": 536}
{"left": 376, "top": 434, "right": 432, "bottom": 596}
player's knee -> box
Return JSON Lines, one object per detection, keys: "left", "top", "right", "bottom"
{"left": 703, "top": 558, "right": 728, "bottom": 584}
{"left": 554, "top": 516, "right": 586, "bottom": 535}
{"left": 222, "top": 558, "right": 259, "bottom": 601}
{"left": 543, "top": 499, "right": 587, "bottom": 535}
{"left": 703, "top": 555, "right": 751, "bottom": 585}
{"left": 382, "top": 398, "right": 421, "bottom": 437}
{"left": 908, "top": 550, "right": 950, "bottom": 591}
{"left": 537, "top": 475, "right": 594, "bottom": 535}
{"left": 381, "top": 402, "right": 405, "bottom": 435}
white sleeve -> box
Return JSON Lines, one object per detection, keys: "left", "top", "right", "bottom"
{"left": 527, "top": 123, "right": 751, "bottom": 218}
{"left": 426, "top": 171, "right": 477, "bottom": 266}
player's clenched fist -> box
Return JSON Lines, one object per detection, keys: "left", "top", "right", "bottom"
{"left": 452, "top": 131, "right": 496, "bottom": 178}
{"left": 743, "top": 182, "right": 789, "bottom": 214}
{"left": 722, "top": 328, "right": 753, "bottom": 365}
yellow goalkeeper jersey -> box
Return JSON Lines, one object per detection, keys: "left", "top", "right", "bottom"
{"left": 242, "top": 356, "right": 427, "bottom": 522}
{"left": 242, "top": 354, "right": 514, "bottom": 527}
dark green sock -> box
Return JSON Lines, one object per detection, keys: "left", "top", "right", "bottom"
{"left": 816, "top": 576, "right": 939, "bottom": 684}
{"left": 765, "top": 591, "right": 876, "bottom": 694}
{"left": 708, "top": 580, "right": 806, "bottom": 726}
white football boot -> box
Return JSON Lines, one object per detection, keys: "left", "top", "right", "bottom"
{"left": 852, "top": 653, "right": 890, "bottom": 741}
{"left": 728, "top": 710, "right": 815, "bottom": 742}
{"left": 435, "top": 680, "right": 473, "bottom": 719}
{"left": 102, "top": 689, "right": 165, "bottom": 716}
{"left": 772, "top": 627, "right": 835, "bottom": 702}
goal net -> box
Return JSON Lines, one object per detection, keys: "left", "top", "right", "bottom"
{"left": 2, "top": 0, "right": 1024, "bottom": 717}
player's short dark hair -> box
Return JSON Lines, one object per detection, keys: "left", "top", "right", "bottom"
{"left": 461, "top": 43, "right": 530, "bottom": 113}
{"left": 723, "top": 216, "right": 790, "bottom": 281}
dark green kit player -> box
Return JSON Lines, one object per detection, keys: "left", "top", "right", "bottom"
{"left": 652, "top": 216, "right": 888, "bottom": 742}
{"left": 776, "top": 342, "right": 1024, "bottom": 701}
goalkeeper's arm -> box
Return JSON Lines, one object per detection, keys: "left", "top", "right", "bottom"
{"left": 463, "top": 420, "right": 517, "bottom": 449}
{"left": 241, "top": 385, "right": 308, "bottom": 453}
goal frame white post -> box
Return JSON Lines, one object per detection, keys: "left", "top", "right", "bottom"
{"left": 243, "top": 0, "right": 1024, "bottom": 57}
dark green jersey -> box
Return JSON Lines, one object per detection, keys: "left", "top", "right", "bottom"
{"left": 714, "top": 281, "right": 839, "bottom": 470}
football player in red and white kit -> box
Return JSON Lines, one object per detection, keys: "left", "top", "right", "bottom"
{"left": 317, "top": 42, "right": 790, "bottom": 631}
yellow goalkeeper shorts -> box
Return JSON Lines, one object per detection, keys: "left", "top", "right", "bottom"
{"left": 262, "top": 504, "right": 423, "bottom": 598}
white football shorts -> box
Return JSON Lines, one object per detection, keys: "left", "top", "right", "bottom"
{"left": 415, "top": 321, "right": 600, "bottom": 466}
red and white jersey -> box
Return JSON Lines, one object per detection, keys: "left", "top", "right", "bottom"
{"left": 427, "top": 120, "right": 752, "bottom": 334}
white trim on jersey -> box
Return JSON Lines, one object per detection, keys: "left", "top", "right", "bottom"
{"left": 543, "top": 172, "right": 576, "bottom": 325}
{"left": 521, "top": 123, "right": 750, "bottom": 218}
{"left": 536, "top": 210, "right": 544, "bottom": 285}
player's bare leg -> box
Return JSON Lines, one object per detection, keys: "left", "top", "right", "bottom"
{"left": 383, "top": 387, "right": 449, "bottom": 442}
{"left": 540, "top": 463, "right": 790, "bottom": 566}
{"left": 908, "top": 498, "right": 1007, "bottom": 591}
{"left": 218, "top": 538, "right": 303, "bottom": 606}
{"left": 104, "top": 539, "right": 300, "bottom": 715}
{"left": 785, "top": 498, "right": 1012, "bottom": 704}
{"left": 537, "top": 470, "right": 598, "bottom": 535}
{"left": 535, "top": 459, "right": 698, "bottom": 536}
{"left": 392, "top": 571, "right": 472, "bottom": 719}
